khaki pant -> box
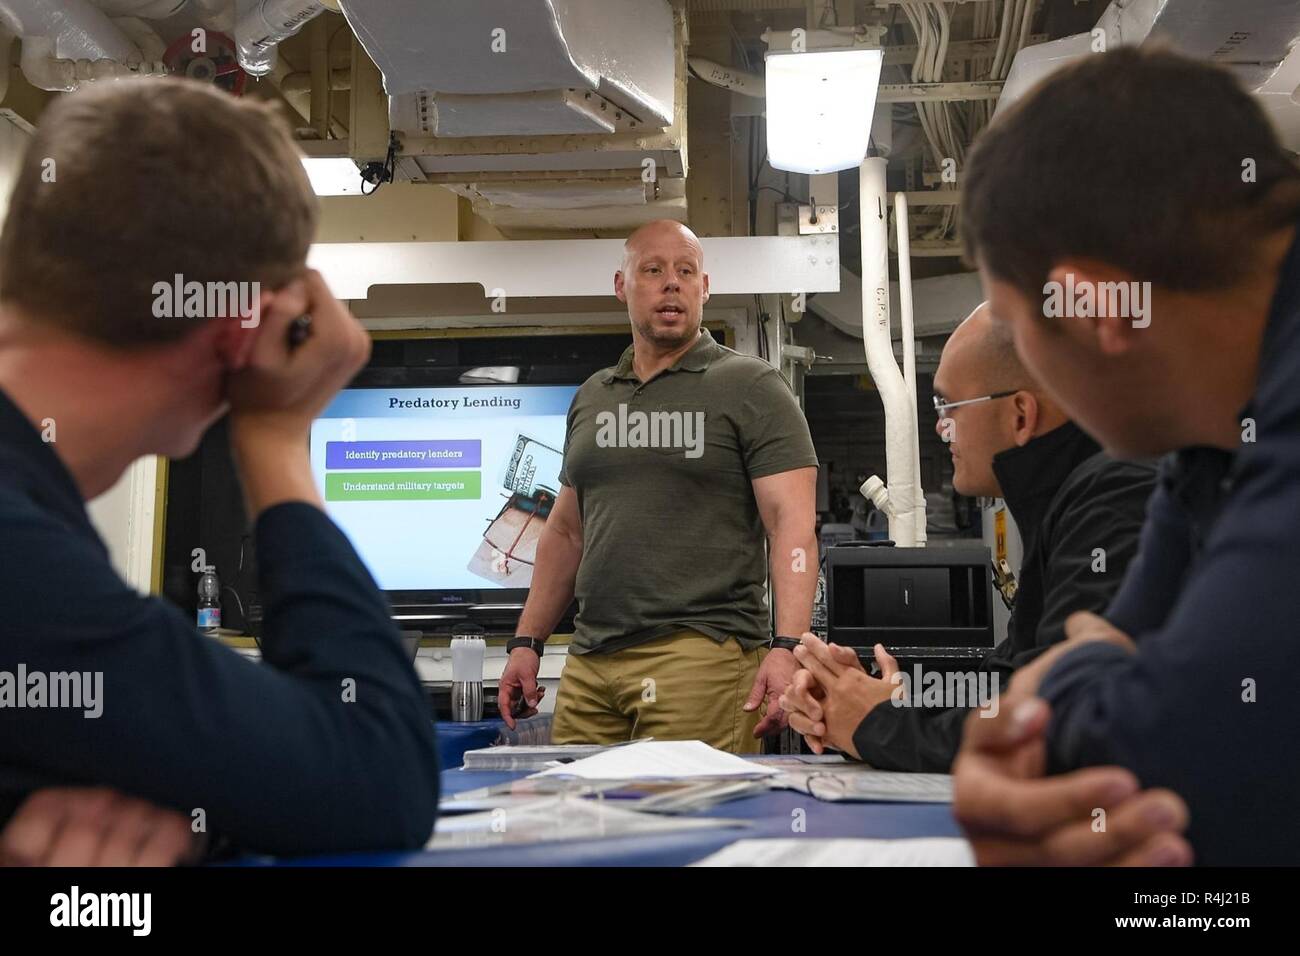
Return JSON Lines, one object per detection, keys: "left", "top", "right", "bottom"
{"left": 551, "top": 629, "right": 767, "bottom": 754}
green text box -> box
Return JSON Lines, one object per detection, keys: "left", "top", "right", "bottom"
{"left": 326, "top": 470, "right": 481, "bottom": 501}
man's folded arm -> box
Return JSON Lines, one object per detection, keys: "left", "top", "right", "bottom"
{"left": 851, "top": 703, "right": 968, "bottom": 773}
{"left": 1038, "top": 449, "right": 1300, "bottom": 863}
{"left": 0, "top": 500, "right": 439, "bottom": 857}
{"left": 849, "top": 462, "right": 1154, "bottom": 773}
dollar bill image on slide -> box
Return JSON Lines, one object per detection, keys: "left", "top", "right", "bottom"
{"left": 502, "top": 434, "right": 563, "bottom": 497}
{"left": 467, "top": 433, "right": 564, "bottom": 586}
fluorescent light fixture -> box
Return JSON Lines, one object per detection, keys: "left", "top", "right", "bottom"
{"left": 301, "top": 156, "right": 366, "bottom": 196}
{"left": 765, "top": 47, "right": 883, "bottom": 174}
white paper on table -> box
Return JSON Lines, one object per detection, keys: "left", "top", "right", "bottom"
{"left": 692, "top": 837, "right": 975, "bottom": 867}
{"left": 530, "top": 740, "right": 781, "bottom": 780}
{"left": 776, "top": 769, "right": 954, "bottom": 803}
{"left": 426, "top": 797, "right": 749, "bottom": 849}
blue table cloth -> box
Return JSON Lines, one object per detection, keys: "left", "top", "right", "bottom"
{"left": 268, "top": 764, "right": 962, "bottom": 866}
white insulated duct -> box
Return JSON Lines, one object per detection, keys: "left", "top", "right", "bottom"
{"left": 340, "top": 0, "right": 675, "bottom": 136}
{"left": 114, "top": 15, "right": 168, "bottom": 63}
{"left": 20, "top": 36, "right": 140, "bottom": 90}
{"left": 0, "top": 0, "right": 157, "bottom": 91}
{"left": 234, "top": 0, "right": 326, "bottom": 77}
{"left": 994, "top": 32, "right": 1093, "bottom": 115}
{"left": 0, "top": 0, "right": 138, "bottom": 61}
{"left": 1119, "top": 0, "right": 1300, "bottom": 91}
{"left": 859, "top": 157, "right": 920, "bottom": 548}
{"left": 999, "top": 0, "right": 1300, "bottom": 113}
{"left": 191, "top": 0, "right": 237, "bottom": 32}
{"left": 337, "top": 0, "right": 680, "bottom": 229}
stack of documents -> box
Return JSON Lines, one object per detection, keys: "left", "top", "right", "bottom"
{"left": 777, "top": 769, "right": 953, "bottom": 803}
{"left": 441, "top": 776, "right": 768, "bottom": 815}
{"left": 448, "top": 741, "right": 780, "bottom": 816}
{"left": 461, "top": 743, "right": 610, "bottom": 771}
{"left": 427, "top": 798, "right": 749, "bottom": 849}
{"left": 751, "top": 754, "right": 954, "bottom": 802}
{"left": 460, "top": 740, "right": 951, "bottom": 804}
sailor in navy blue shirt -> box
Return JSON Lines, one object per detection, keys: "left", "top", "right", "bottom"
{"left": 0, "top": 383, "right": 441, "bottom": 857}
{"left": 0, "top": 78, "right": 439, "bottom": 859}
{"left": 1037, "top": 230, "right": 1300, "bottom": 864}
{"left": 954, "top": 46, "right": 1300, "bottom": 866}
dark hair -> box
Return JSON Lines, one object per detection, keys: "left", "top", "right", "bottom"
{"left": 0, "top": 77, "right": 318, "bottom": 346}
{"left": 962, "top": 46, "right": 1300, "bottom": 303}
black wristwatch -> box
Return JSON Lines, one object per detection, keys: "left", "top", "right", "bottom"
{"left": 506, "top": 636, "right": 546, "bottom": 658}
{"left": 769, "top": 635, "right": 801, "bottom": 652}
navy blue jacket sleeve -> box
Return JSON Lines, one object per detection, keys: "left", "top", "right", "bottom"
{"left": 0, "top": 500, "right": 439, "bottom": 857}
{"left": 1040, "top": 439, "right": 1300, "bottom": 864}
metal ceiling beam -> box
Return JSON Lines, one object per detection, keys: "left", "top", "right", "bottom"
{"left": 309, "top": 235, "right": 840, "bottom": 299}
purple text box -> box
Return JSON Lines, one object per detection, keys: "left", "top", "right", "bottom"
{"left": 326, "top": 440, "right": 482, "bottom": 469}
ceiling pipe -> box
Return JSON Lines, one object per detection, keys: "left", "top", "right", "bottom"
{"left": 895, "top": 190, "right": 926, "bottom": 544}
{"left": 858, "top": 155, "right": 919, "bottom": 548}
{"left": 18, "top": 36, "right": 164, "bottom": 91}
{"left": 114, "top": 16, "right": 167, "bottom": 63}
{"left": 0, "top": 0, "right": 140, "bottom": 62}
{"left": 687, "top": 56, "right": 765, "bottom": 97}
{"left": 19, "top": 35, "right": 78, "bottom": 90}
{"left": 234, "top": 0, "right": 327, "bottom": 77}
{"left": 0, "top": 0, "right": 171, "bottom": 91}
{"left": 269, "top": 49, "right": 348, "bottom": 138}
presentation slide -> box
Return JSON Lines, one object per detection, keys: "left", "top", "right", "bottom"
{"left": 310, "top": 385, "right": 577, "bottom": 592}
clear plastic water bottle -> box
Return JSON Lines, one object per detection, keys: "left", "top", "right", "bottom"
{"left": 197, "top": 566, "right": 221, "bottom": 635}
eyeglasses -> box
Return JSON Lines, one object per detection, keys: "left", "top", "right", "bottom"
{"left": 932, "top": 390, "right": 1019, "bottom": 416}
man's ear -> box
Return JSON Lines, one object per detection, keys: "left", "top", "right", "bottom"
{"left": 701, "top": 271, "right": 710, "bottom": 304}
{"left": 1009, "top": 390, "right": 1040, "bottom": 446}
{"left": 614, "top": 270, "right": 627, "bottom": 303}
{"left": 1046, "top": 260, "right": 1142, "bottom": 358}
{"left": 211, "top": 288, "right": 274, "bottom": 371}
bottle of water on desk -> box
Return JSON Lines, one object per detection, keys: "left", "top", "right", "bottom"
{"left": 197, "top": 566, "right": 221, "bottom": 636}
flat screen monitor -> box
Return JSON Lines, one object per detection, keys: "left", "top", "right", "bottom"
{"left": 309, "top": 384, "right": 578, "bottom": 608}
{"left": 825, "top": 544, "right": 994, "bottom": 659}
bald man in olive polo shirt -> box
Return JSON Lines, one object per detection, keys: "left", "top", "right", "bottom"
{"left": 498, "top": 220, "right": 819, "bottom": 753}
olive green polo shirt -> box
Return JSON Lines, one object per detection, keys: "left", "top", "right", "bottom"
{"left": 559, "top": 328, "right": 819, "bottom": 655}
